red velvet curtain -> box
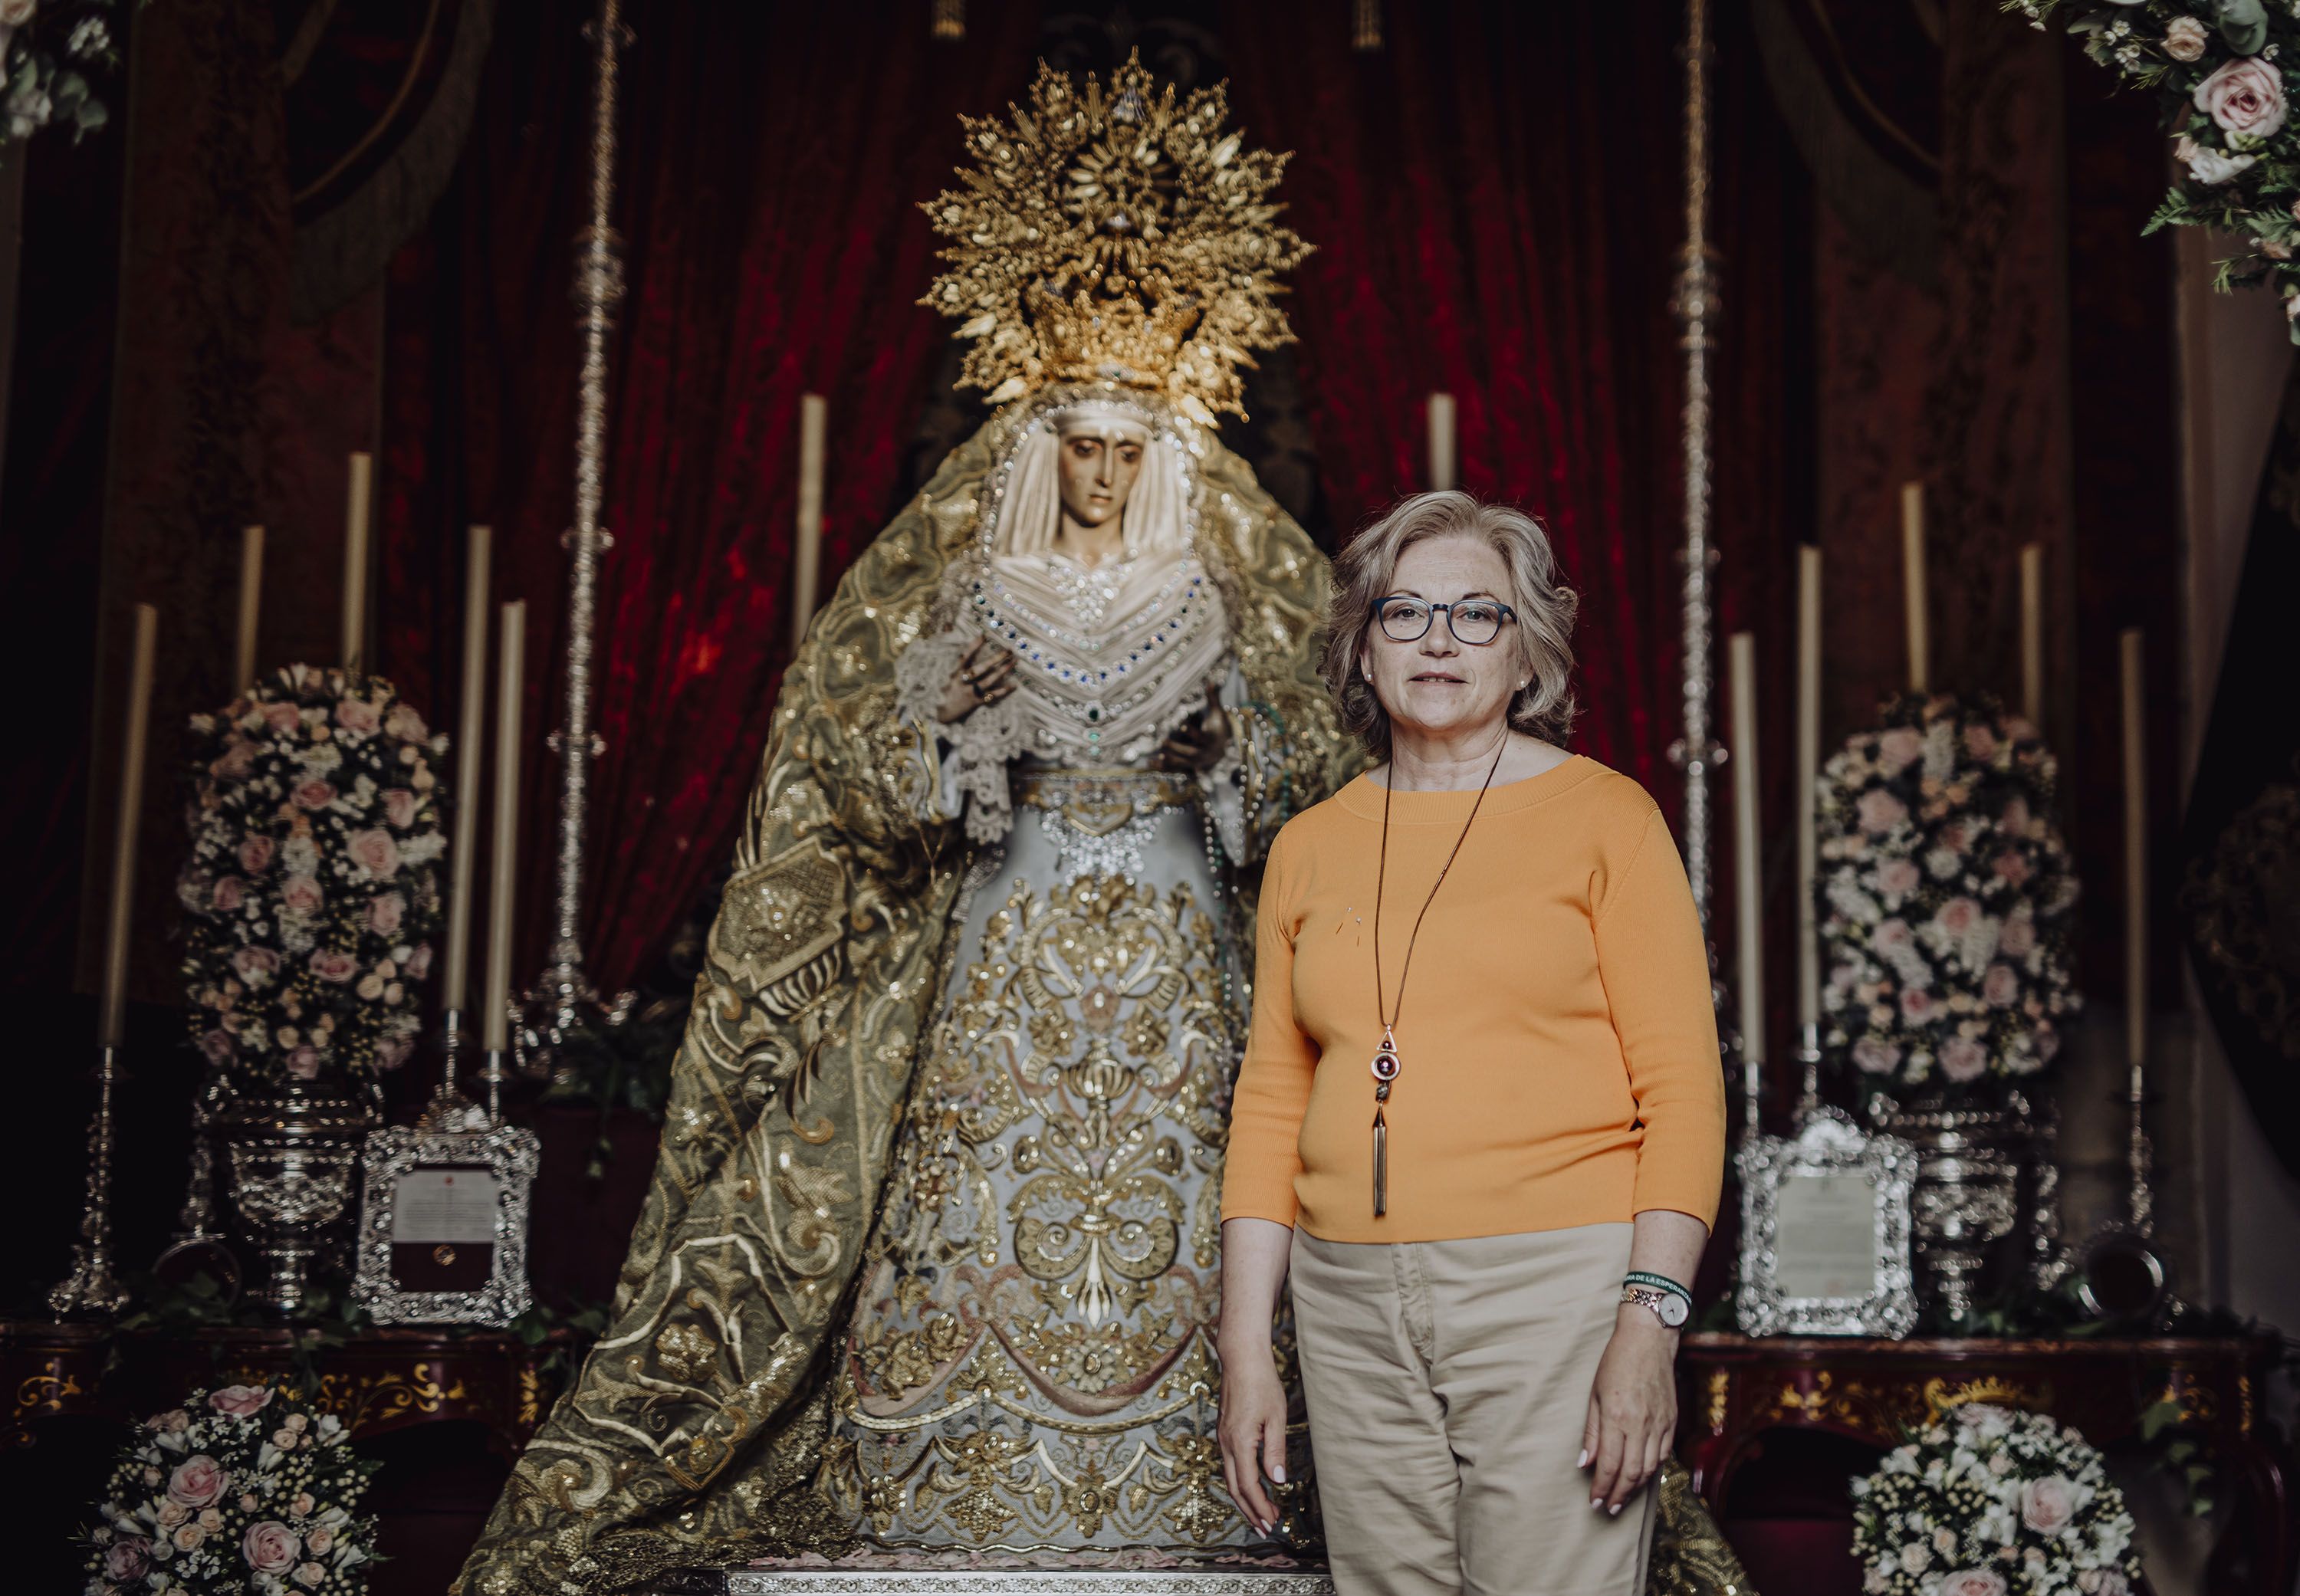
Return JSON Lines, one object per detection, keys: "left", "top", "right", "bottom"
{"left": 381, "top": 2, "right": 1039, "bottom": 997}
{"left": 1224, "top": 0, "right": 1802, "bottom": 802}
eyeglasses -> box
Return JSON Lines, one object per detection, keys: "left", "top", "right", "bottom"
{"left": 1375, "top": 595, "right": 1517, "bottom": 646}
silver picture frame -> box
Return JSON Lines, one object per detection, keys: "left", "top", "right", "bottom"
{"left": 1735, "top": 1108, "right": 1919, "bottom": 1338}
{"left": 352, "top": 1120, "right": 540, "bottom": 1326}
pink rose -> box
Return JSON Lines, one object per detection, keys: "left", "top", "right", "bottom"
{"left": 1878, "top": 727, "right": 1923, "bottom": 772}
{"left": 382, "top": 787, "right": 417, "bottom": 828}
{"left": 1875, "top": 918, "right": 1915, "bottom": 954}
{"left": 385, "top": 703, "right": 429, "bottom": 741}
{"left": 295, "top": 1562, "right": 327, "bottom": 1588}
{"left": 1901, "top": 987, "right": 1937, "bottom": 1023}
{"left": 104, "top": 1536, "right": 152, "bottom": 1583}
{"left": 209, "top": 876, "right": 245, "bottom": 913}
{"left": 376, "top": 1036, "right": 415, "bottom": 1072}
{"left": 157, "top": 1499, "right": 189, "bottom": 1529}
{"left": 1851, "top": 1038, "right": 1901, "bottom": 1075}
{"left": 238, "top": 836, "right": 276, "bottom": 875}
{"left": 264, "top": 702, "right": 303, "bottom": 735}
{"left": 291, "top": 778, "right": 337, "bottom": 811}
{"left": 2196, "top": 56, "right": 2288, "bottom": 142}
{"left": 2164, "top": 15, "right": 2209, "bottom": 62}
{"left": 309, "top": 949, "right": 360, "bottom": 984}
{"left": 209, "top": 1384, "right": 274, "bottom": 1417}
{"left": 1993, "top": 851, "right": 2031, "bottom": 887}
{"left": 284, "top": 1413, "right": 308, "bottom": 1433}
{"left": 242, "top": 1520, "right": 301, "bottom": 1575}
{"left": 2096, "top": 1574, "right": 2130, "bottom": 1596}
{"left": 404, "top": 944, "right": 434, "bottom": 980}
{"left": 199, "top": 1030, "right": 236, "bottom": 1066}
{"left": 286, "top": 1046, "right": 323, "bottom": 1079}
{"left": 2000, "top": 913, "right": 2037, "bottom": 957}
{"left": 1983, "top": 964, "right": 2019, "bottom": 1008}
{"left": 212, "top": 741, "right": 258, "bottom": 781}
{"left": 232, "top": 947, "right": 281, "bottom": 985}
{"left": 1940, "top": 1036, "right": 1988, "bottom": 1082}
{"left": 2020, "top": 1473, "right": 2079, "bottom": 1535}
{"left": 2002, "top": 796, "right": 2032, "bottom": 834}
{"left": 1938, "top": 1572, "right": 2007, "bottom": 1596}
{"left": 281, "top": 875, "right": 324, "bottom": 915}
{"left": 1936, "top": 897, "right": 1980, "bottom": 937}
{"left": 167, "top": 1454, "right": 229, "bottom": 1509}
{"left": 335, "top": 698, "right": 381, "bottom": 736}
{"left": 197, "top": 1508, "right": 222, "bottom": 1531}
{"left": 238, "top": 1493, "right": 259, "bottom": 1512}
{"left": 1857, "top": 790, "right": 1909, "bottom": 834}
{"left": 1875, "top": 858, "right": 1921, "bottom": 897}
{"left": 271, "top": 1426, "right": 298, "bottom": 1448}
{"left": 289, "top": 1491, "right": 316, "bottom": 1518}
{"left": 369, "top": 892, "right": 406, "bottom": 936}
{"left": 1963, "top": 724, "right": 1999, "bottom": 760}
{"left": 304, "top": 1525, "right": 334, "bottom": 1555}
{"left": 347, "top": 829, "right": 400, "bottom": 877}
{"left": 146, "top": 1408, "right": 190, "bottom": 1435}
{"left": 172, "top": 1522, "right": 205, "bottom": 1552}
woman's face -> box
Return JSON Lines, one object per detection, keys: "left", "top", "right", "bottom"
{"left": 1359, "top": 532, "right": 1524, "bottom": 749}
{"left": 1056, "top": 426, "right": 1146, "bottom": 530}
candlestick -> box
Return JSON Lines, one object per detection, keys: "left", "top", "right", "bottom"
{"left": 54, "top": 602, "right": 159, "bottom": 1318}
{"left": 2119, "top": 626, "right": 2153, "bottom": 1236}
{"left": 790, "top": 395, "right": 827, "bottom": 655}
{"left": 1730, "top": 631, "right": 1764, "bottom": 1136}
{"left": 2019, "top": 543, "right": 2044, "bottom": 731}
{"left": 342, "top": 452, "right": 373, "bottom": 671}
{"left": 484, "top": 600, "right": 526, "bottom": 1059}
{"left": 442, "top": 528, "right": 493, "bottom": 1020}
{"left": 1901, "top": 481, "right": 1928, "bottom": 694}
{"left": 1427, "top": 392, "right": 1457, "bottom": 491}
{"left": 234, "top": 526, "right": 263, "bottom": 690}
{"left": 1795, "top": 547, "right": 1823, "bottom": 1117}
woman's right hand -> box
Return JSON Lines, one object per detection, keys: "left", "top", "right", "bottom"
{"left": 1216, "top": 1334, "right": 1288, "bottom": 1537}
{"left": 938, "top": 637, "right": 1015, "bottom": 723}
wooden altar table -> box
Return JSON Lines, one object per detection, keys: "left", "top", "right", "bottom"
{"left": 1676, "top": 1332, "right": 2291, "bottom": 1596}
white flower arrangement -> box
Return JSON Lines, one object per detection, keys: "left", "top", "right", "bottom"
{"left": 1, "top": 0, "right": 120, "bottom": 145}
{"left": 1818, "top": 694, "right": 2081, "bottom": 1097}
{"left": 2009, "top": 0, "right": 2300, "bottom": 336}
{"left": 77, "top": 1383, "right": 380, "bottom": 1596}
{"left": 1852, "top": 1404, "right": 2144, "bottom": 1596}
{"left": 177, "top": 666, "right": 449, "bottom": 1092}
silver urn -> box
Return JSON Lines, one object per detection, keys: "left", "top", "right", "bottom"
{"left": 1870, "top": 1092, "right": 2047, "bottom": 1323}
{"left": 215, "top": 1084, "right": 379, "bottom": 1314}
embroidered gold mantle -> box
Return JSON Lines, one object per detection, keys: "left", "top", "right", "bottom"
{"left": 452, "top": 389, "right": 1352, "bottom": 1596}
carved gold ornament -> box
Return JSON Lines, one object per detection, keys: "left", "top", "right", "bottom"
{"left": 923, "top": 54, "right": 1310, "bottom": 423}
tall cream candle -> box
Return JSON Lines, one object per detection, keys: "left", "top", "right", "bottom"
{"left": 2121, "top": 628, "right": 2146, "bottom": 1071}
{"left": 442, "top": 526, "right": 493, "bottom": 1016}
{"left": 483, "top": 599, "right": 527, "bottom": 1054}
{"left": 100, "top": 605, "right": 159, "bottom": 1049}
{"left": 1901, "top": 481, "right": 1929, "bottom": 693}
{"left": 1730, "top": 631, "right": 1766, "bottom": 1085}
{"left": 1796, "top": 545, "right": 1822, "bottom": 1032}
{"left": 1426, "top": 392, "right": 1457, "bottom": 491}
{"left": 234, "top": 526, "right": 264, "bottom": 691}
{"left": 342, "top": 452, "right": 373, "bottom": 670}
{"left": 790, "top": 395, "right": 827, "bottom": 655}
{"left": 2019, "top": 543, "right": 2044, "bottom": 731}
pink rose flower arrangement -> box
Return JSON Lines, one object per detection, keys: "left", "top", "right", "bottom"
{"left": 1818, "top": 695, "right": 2079, "bottom": 1101}
{"left": 2016, "top": 0, "right": 2300, "bottom": 337}
{"left": 80, "top": 1383, "right": 378, "bottom": 1596}
{"left": 1854, "top": 1405, "right": 2137, "bottom": 1596}
{"left": 180, "top": 666, "right": 448, "bottom": 1092}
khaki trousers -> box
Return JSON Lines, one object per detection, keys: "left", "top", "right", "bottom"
{"left": 1289, "top": 1223, "right": 1654, "bottom": 1596}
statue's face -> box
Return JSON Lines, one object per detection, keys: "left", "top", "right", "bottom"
{"left": 1056, "top": 426, "right": 1146, "bottom": 530}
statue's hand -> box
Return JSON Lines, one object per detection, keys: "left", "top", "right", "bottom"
{"left": 1155, "top": 685, "right": 1231, "bottom": 772}
{"left": 938, "top": 638, "right": 1016, "bottom": 723}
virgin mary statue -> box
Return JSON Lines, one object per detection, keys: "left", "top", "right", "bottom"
{"left": 457, "top": 59, "right": 1355, "bottom": 1595}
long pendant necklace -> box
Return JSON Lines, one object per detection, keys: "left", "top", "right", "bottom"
{"left": 1369, "top": 731, "right": 1510, "bottom": 1217}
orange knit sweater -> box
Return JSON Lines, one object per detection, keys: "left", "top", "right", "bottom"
{"left": 1221, "top": 757, "right": 1727, "bottom": 1243}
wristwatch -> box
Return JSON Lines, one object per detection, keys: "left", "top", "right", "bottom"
{"left": 1619, "top": 1282, "right": 1690, "bottom": 1328}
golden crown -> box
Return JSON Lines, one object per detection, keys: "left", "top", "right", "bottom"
{"left": 923, "top": 54, "right": 1310, "bottom": 424}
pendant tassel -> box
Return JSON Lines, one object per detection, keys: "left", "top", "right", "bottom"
{"left": 1372, "top": 1105, "right": 1388, "bottom": 1217}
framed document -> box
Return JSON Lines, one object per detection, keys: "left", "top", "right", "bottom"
{"left": 353, "top": 1120, "right": 540, "bottom": 1326}
{"left": 1735, "top": 1108, "right": 1917, "bottom": 1338}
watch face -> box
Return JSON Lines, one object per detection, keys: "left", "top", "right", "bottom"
{"left": 1659, "top": 1292, "right": 1690, "bottom": 1328}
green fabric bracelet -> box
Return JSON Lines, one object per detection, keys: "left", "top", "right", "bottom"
{"left": 1623, "top": 1270, "right": 1692, "bottom": 1302}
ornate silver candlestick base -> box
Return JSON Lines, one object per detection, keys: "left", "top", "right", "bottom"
{"left": 51, "top": 1044, "right": 131, "bottom": 1318}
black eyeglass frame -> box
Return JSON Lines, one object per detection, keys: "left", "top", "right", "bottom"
{"left": 1372, "top": 594, "right": 1520, "bottom": 645}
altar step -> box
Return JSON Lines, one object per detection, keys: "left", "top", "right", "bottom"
{"left": 649, "top": 1567, "right": 1337, "bottom": 1595}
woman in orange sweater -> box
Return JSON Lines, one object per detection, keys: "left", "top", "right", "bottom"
{"left": 1217, "top": 491, "right": 1726, "bottom": 1595}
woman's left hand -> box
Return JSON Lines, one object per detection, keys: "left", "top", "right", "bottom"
{"left": 1580, "top": 1305, "right": 1679, "bottom": 1515}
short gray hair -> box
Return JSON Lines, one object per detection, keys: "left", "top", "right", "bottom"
{"left": 1322, "top": 491, "right": 1579, "bottom": 759}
